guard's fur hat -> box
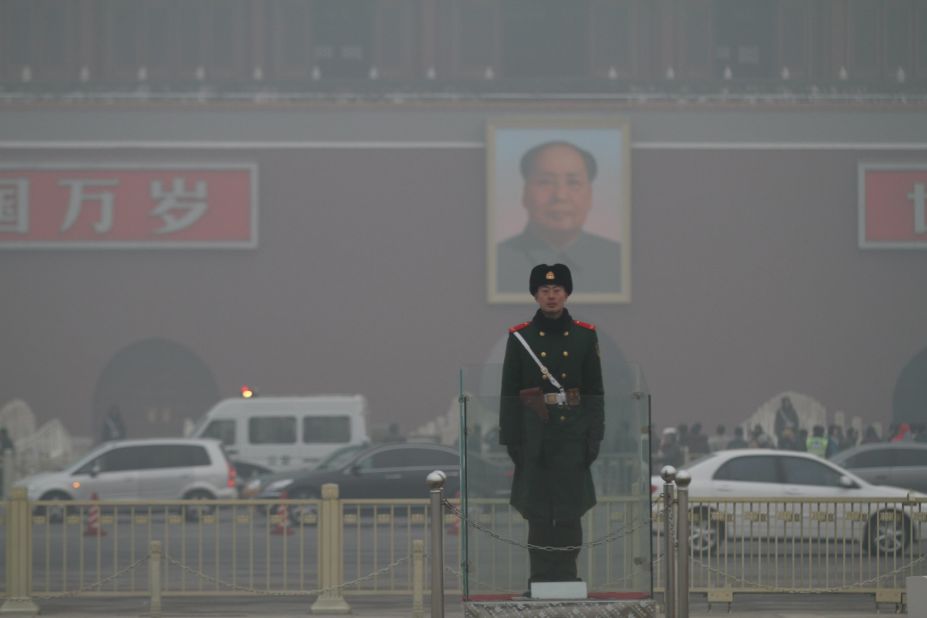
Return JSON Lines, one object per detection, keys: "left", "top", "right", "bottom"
{"left": 529, "top": 263, "right": 573, "bottom": 296}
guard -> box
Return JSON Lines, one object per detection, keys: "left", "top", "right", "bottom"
{"left": 498, "top": 263, "right": 605, "bottom": 594}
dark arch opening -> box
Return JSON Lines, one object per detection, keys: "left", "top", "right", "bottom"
{"left": 92, "top": 338, "right": 220, "bottom": 443}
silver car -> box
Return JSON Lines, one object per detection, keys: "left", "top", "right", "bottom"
{"left": 831, "top": 442, "right": 927, "bottom": 494}
{"left": 15, "top": 438, "right": 238, "bottom": 520}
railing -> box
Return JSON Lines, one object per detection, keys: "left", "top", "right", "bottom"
{"left": 652, "top": 493, "right": 924, "bottom": 611}
{"left": 2, "top": 484, "right": 925, "bottom": 614}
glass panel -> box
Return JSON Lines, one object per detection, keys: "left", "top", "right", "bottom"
{"left": 459, "top": 362, "right": 651, "bottom": 599}
{"left": 502, "top": 0, "right": 588, "bottom": 78}
{"left": 845, "top": 448, "right": 895, "bottom": 469}
{"left": 302, "top": 416, "right": 351, "bottom": 443}
{"left": 311, "top": 0, "right": 374, "bottom": 78}
{"left": 202, "top": 419, "right": 236, "bottom": 446}
{"left": 895, "top": 447, "right": 927, "bottom": 467}
{"left": 591, "top": 0, "right": 632, "bottom": 71}
{"left": 458, "top": 1, "right": 496, "bottom": 68}
{"left": 780, "top": 456, "right": 843, "bottom": 487}
{"left": 102, "top": 446, "right": 144, "bottom": 472}
{"left": 248, "top": 416, "right": 297, "bottom": 444}
{"left": 714, "top": 454, "right": 779, "bottom": 483}
{"left": 850, "top": 0, "right": 880, "bottom": 73}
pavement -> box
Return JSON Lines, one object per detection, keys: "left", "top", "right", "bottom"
{"left": 29, "top": 593, "right": 907, "bottom": 617}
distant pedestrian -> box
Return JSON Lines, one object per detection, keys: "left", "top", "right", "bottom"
{"left": 891, "top": 422, "right": 913, "bottom": 443}
{"left": 101, "top": 405, "right": 126, "bottom": 442}
{"left": 773, "top": 396, "right": 800, "bottom": 446}
{"left": 777, "top": 426, "right": 801, "bottom": 451}
{"left": 708, "top": 424, "right": 727, "bottom": 452}
{"left": 806, "top": 425, "right": 828, "bottom": 457}
{"left": 727, "top": 426, "right": 748, "bottom": 449}
{"left": 687, "top": 423, "right": 710, "bottom": 458}
{"left": 861, "top": 425, "right": 881, "bottom": 444}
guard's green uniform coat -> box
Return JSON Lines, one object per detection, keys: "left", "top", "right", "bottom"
{"left": 499, "top": 308, "right": 605, "bottom": 521}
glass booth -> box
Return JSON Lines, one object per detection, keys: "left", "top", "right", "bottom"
{"left": 457, "top": 363, "right": 652, "bottom": 600}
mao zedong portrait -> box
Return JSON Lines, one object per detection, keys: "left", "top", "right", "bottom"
{"left": 496, "top": 141, "right": 622, "bottom": 295}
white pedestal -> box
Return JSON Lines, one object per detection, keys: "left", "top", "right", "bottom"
{"left": 530, "top": 581, "right": 588, "bottom": 600}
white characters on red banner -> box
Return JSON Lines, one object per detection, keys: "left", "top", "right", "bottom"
{"left": 59, "top": 179, "right": 118, "bottom": 233}
{"left": 150, "top": 178, "right": 208, "bottom": 234}
{"left": 0, "top": 179, "right": 29, "bottom": 233}
{"left": 0, "top": 176, "right": 210, "bottom": 236}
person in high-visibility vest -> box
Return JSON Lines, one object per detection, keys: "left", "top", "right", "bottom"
{"left": 806, "top": 425, "right": 829, "bottom": 458}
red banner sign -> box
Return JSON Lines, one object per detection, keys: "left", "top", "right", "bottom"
{"left": 859, "top": 163, "right": 927, "bottom": 249}
{"left": 0, "top": 164, "right": 257, "bottom": 248}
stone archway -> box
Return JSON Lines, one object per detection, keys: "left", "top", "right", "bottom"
{"left": 92, "top": 338, "right": 220, "bottom": 442}
{"left": 893, "top": 346, "right": 927, "bottom": 426}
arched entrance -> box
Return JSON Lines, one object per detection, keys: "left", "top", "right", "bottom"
{"left": 893, "top": 346, "right": 927, "bottom": 426}
{"left": 92, "top": 338, "right": 220, "bottom": 442}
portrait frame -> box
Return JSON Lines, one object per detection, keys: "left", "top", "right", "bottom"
{"left": 486, "top": 116, "right": 631, "bottom": 304}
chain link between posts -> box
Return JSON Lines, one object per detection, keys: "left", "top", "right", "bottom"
{"left": 33, "top": 556, "right": 149, "bottom": 599}
{"left": 442, "top": 497, "right": 653, "bottom": 552}
{"left": 163, "top": 551, "right": 411, "bottom": 597}
{"left": 691, "top": 552, "right": 927, "bottom": 594}
{"left": 31, "top": 550, "right": 415, "bottom": 600}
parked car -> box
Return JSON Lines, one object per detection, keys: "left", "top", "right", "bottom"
{"left": 831, "top": 442, "right": 927, "bottom": 494}
{"left": 15, "top": 438, "right": 238, "bottom": 521}
{"left": 239, "top": 442, "right": 369, "bottom": 498}
{"left": 651, "top": 449, "right": 923, "bottom": 555}
{"left": 255, "top": 442, "right": 512, "bottom": 521}
{"left": 231, "top": 459, "right": 275, "bottom": 497}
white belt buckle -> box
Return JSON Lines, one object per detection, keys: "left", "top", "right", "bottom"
{"left": 555, "top": 392, "right": 567, "bottom": 406}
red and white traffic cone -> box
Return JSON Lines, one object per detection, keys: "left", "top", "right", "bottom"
{"left": 83, "top": 492, "right": 107, "bottom": 537}
{"left": 271, "top": 490, "right": 294, "bottom": 536}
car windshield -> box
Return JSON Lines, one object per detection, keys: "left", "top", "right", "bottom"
{"left": 318, "top": 444, "right": 366, "bottom": 470}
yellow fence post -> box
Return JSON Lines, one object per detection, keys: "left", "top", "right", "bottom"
{"left": 310, "top": 483, "right": 350, "bottom": 615}
{"left": 412, "top": 539, "right": 424, "bottom": 618}
{"left": 1, "top": 487, "right": 38, "bottom": 616}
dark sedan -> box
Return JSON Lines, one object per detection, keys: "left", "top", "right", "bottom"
{"left": 255, "top": 442, "right": 511, "bottom": 507}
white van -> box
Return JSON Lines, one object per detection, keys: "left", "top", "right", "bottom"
{"left": 192, "top": 395, "right": 369, "bottom": 472}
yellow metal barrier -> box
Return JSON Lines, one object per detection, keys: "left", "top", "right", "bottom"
{"left": 652, "top": 495, "right": 927, "bottom": 608}
{"left": 8, "top": 490, "right": 925, "bottom": 610}
{"left": 10, "top": 492, "right": 452, "bottom": 611}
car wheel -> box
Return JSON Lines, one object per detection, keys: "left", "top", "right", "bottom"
{"left": 37, "top": 491, "right": 71, "bottom": 523}
{"left": 689, "top": 507, "right": 723, "bottom": 555}
{"left": 867, "top": 510, "right": 911, "bottom": 555}
{"left": 183, "top": 489, "right": 216, "bottom": 521}
{"left": 287, "top": 489, "right": 319, "bottom": 525}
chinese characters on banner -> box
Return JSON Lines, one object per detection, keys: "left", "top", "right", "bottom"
{"left": 859, "top": 163, "right": 927, "bottom": 249}
{"left": 0, "top": 164, "right": 257, "bottom": 248}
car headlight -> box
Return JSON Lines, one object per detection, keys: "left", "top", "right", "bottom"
{"left": 266, "top": 479, "right": 293, "bottom": 493}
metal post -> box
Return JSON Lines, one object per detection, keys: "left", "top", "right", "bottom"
{"left": 661, "top": 465, "right": 677, "bottom": 618}
{"left": 1, "top": 487, "right": 38, "bottom": 616}
{"left": 412, "top": 539, "right": 425, "bottom": 618}
{"left": 310, "top": 483, "right": 350, "bottom": 614}
{"left": 2, "top": 449, "right": 13, "bottom": 499}
{"left": 675, "top": 470, "right": 692, "bottom": 618}
{"left": 148, "top": 540, "right": 162, "bottom": 617}
{"left": 426, "top": 470, "right": 447, "bottom": 618}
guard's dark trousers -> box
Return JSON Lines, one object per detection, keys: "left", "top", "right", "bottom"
{"left": 527, "top": 517, "right": 582, "bottom": 583}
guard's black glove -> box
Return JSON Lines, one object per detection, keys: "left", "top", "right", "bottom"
{"left": 585, "top": 439, "right": 601, "bottom": 467}
{"left": 506, "top": 444, "right": 522, "bottom": 464}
